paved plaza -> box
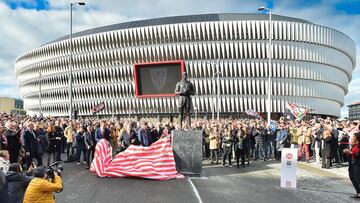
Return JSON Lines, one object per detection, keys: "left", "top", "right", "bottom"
{"left": 55, "top": 159, "right": 357, "bottom": 203}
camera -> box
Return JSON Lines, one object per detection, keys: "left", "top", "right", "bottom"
{"left": 46, "top": 162, "right": 63, "bottom": 180}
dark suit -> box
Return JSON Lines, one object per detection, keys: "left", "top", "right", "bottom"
{"left": 23, "top": 130, "right": 38, "bottom": 168}
{"left": 95, "top": 127, "right": 110, "bottom": 142}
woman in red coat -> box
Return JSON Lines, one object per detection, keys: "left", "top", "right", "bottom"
{"left": 344, "top": 132, "right": 360, "bottom": 199}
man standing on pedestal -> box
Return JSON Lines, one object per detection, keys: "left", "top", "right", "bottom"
{"left": 174, "top": 72, "right": 195, "bottom": 129}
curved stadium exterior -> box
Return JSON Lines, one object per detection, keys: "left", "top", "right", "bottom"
{"left": 15, "top": 13, "right": 356, "bottom": 118}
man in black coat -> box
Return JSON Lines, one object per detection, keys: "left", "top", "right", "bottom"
{"left": 3, "top": 121, "right": 21, "bottom": 163}
{"left": 6, "top": 163, "right": 32, "bottom": 203}
{"left": 54, "top": 121, "right": 64, "bottom": 161}
{"left": 23, "top": 122, "right": 38, "bottom": 169}
{"left": 253, "top": 123, "right": 266, "bottom": 161}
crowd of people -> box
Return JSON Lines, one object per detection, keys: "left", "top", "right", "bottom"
{"left": 0, "top": 112, "right": 360, "bottom": 202}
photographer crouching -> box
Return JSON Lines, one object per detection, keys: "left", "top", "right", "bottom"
{"left": 23, "top": 163, "right": 63, "bottom": 203}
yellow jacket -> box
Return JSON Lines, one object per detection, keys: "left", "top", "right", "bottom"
{"left": 23, "top": 175, "right": 63, "bottom": 203}
{"left": 64, "top": 126, "right": 74, "bottom": 143}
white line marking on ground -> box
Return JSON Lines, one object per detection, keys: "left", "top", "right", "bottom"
{"left": 188, "top": 178, "right": 203, "bottom": 203}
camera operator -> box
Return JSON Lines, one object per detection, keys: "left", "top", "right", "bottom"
{"left": 23, "top": 166, "right": 63, "bottom": 203}
{"left": 6, "top": 163, "right": 33, "bottom": 203}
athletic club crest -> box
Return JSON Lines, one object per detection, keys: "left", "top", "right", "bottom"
{"left": 151, "top": 68, "right": 167, "bottom": 91}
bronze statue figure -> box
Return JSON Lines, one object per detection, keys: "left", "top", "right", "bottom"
{"left": 174, "top": 72, "right": 195, "bottom": 129}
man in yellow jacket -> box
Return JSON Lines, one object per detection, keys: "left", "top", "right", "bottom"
{"left": 23, "top": 166, "right": 63, "bottom": 203}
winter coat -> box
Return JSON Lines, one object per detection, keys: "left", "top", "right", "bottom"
{"left": 64, "top": 126, "right": 74, "bottom": 143}
{"left": 24, "top": 130, "right": 37, "bottom": 155}
{"left": 0, "top": 171, "right": 9, "bottom": 203}
{"left": 5, "top": 171, "right": 32, "bottom": 203}
{"left": 137, "top": 128, "right": 153, "bottom": 147}
{"left": 289, "top": 127, "right": 300, "bottom": 144}
{"left": 0, "top": 157, "right": 10, "bottom": 173}
{"left": 76, "top": 132, "right": 86, "bottom": 148}
{"left": 221, "top": 133, "right": 233, "bottom": 149}
{"left": 23, "top": 176, "right": 63, "bottom": 203}
{"left": 53, "top": 126, "right": 64, "bottom": 151}
{"left": 84, "top": 132, "right": 94, "bottom": 149}
{"left": 36, "top": 129, "right": 48, "bottom": 155}
{"left": 298, "top": 127, "right": 312, "bottom": 145}
{"left": 46, "top": 131, "right": 56, "bottom": 153}
{"left": 3, "top": 129, "right": 21, "bottom": 153}
{"left": 276, "top": 129, "right": 289, "bottom": 149}
{"left": 209, "top": 131, "right": 220, "bottom": 150}
{"left": 321, "top": 136, "right": 333, "bottom": 158}
{"left": 252, "top": 127, "right": 266, "bottom": 148}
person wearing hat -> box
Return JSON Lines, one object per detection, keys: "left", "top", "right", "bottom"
{"left": 343, "top": 132, "right": 360, "bottom": 199}
{"left": 23, "top": 166, "right": 63, "bottom": 203}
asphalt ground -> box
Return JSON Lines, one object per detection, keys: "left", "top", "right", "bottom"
{"left": 53, "top": 156, "right": 359, "bottom": 203}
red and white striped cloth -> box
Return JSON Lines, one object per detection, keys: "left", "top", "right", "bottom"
{"left": 90, "top": 136, "right": 184, "bottom": 180}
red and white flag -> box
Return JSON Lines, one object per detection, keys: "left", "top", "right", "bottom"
{"left": 90, "top": 136, "right": 184, "bottom": 180}
{"left": 90, "top": 102, "right": 105, "bottom": 114}
{"left": 286, "top": 103, "right": 309, "bottom": 120}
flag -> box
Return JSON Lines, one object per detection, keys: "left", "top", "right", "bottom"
{"left": 286, "top": 103, "right": 309, "bottom": 120}
{"left": 91, "top": 102, "right": 105, "bottom": 114}
{"left": 90, "top": 136, "right": 184, "bottom": 180}
{"left": 245, "top": 109, "right": 262, "bottom": 119}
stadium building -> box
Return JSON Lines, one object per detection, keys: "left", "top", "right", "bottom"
{"left": 15, "top": 13, "right": 356, "bottom": 118}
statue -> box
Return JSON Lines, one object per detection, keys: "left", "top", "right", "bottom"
{"left": 174, "top": 72, "right": 195, "bottom": 129}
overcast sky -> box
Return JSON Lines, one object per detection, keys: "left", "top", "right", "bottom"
{"left": 0, "top": 0, "right": 359, "bottom": 118}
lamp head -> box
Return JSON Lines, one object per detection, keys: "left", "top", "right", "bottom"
{"left": 78, "top": 2, "right": 86, "bottom": 5}
{"left": 258, "top": 6, "right": 265, "bottom": 11}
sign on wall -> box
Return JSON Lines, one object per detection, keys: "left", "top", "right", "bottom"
{"left": 134, "top": 60, "right": 184, "bottom": 98}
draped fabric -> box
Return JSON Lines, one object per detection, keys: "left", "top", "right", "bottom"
{"left": 90, "top": 136, "right": 184, "bottom": 180}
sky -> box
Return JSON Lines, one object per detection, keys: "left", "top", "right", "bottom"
{"left": 0, "top": 0, "right": 359, "bottom": 118}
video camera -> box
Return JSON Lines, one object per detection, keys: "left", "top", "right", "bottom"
{"left": 46, "top": 161, "right": 63, "bottom": 180}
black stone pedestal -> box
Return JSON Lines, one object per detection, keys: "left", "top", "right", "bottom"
{"left": 171, "top": 130, "right": 202, "bottom": 176}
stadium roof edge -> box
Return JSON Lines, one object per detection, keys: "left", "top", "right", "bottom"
{"left": 42, "top": 13, "right": 311, "bottom": 46}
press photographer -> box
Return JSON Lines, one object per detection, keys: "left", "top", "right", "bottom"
{"left": 23, "top": 165, "right": 63, "bottom": 203}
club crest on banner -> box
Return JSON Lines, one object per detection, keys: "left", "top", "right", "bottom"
{"left": 150, "top": 68, "right": 167, "bottom": 91}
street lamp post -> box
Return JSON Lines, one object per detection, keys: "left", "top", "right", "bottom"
{"left": 216, "top": 62, "right": 221, "bottom": 121}
{"left": 112, "top": 60, "right": 123, "bottom": 119}
{"left": 38, "top": 71, "right": 42, "bottom": 115}
{"left": 208, "top": 60, "right": 222, "bottom": 121}
{"left": 258, "top": 6, "right": 272, "bottom": 124}
{"left": 194, "top": 106, "right": 197, "bottom": 120}
{"left": 69, "top": 2, "right": 85, "bottom": 120}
